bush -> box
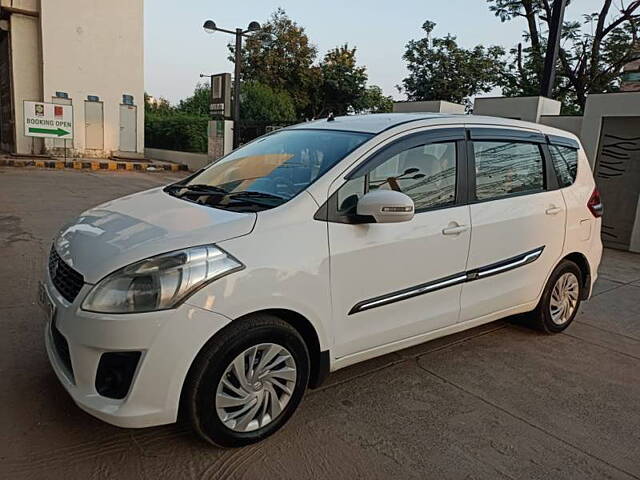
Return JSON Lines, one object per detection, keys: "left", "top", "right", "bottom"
{"left": 145, "top": 112, "right": 208, "bottom": 153}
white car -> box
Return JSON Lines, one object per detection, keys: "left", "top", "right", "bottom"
{"left": 40, "top": 113, "right": 603, "bottom": 447}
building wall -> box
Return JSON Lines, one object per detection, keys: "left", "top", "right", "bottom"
{"left": 539, "top": 115, "right": 583, "bottom": 138}
{"left": 393, "top": 100, "right": 466, "bottom": 114}
{"left": 473, "top": 96, "right": 561, "bottom": 123}
{"left": 1, "top": 0, "right": 39, "bottom": 11}
{"left": 580, "top": 92, "right": 640, "bottom": 166}
{"left": 39, "top": 0, "right": 144, "bottom": 157}
{"left": 10, "top": 11, "right": 43, "bottom": 154}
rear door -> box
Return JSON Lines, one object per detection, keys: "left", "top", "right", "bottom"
{"left": 326, "top": 128, "right": 472, "bottom": 358}
{"left": 460, "top": 127, "right": 567, "bottom": 322}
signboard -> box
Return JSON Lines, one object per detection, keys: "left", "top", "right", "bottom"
{"left": 24, "top": 101, "right": 73, "bottom": 139}
{"left": 209, "top": 73, "right": 231, "bottom": 119}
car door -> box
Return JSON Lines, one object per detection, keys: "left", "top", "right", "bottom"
{"left": 324, "top": 128, "right": 472, "bottom": 359}
{"left": 460, "top": 126, "right": 567, "bottom": 322}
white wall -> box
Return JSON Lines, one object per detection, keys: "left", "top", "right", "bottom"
{"left": 40, "top": 0, "right": 144, "bottom": 157}
{"left": 10, "top": 12, "right": 43, "bottom": 155}
{"left": 393, "top": 101, "right": 466, "bottom": 114}
{"left": 146, "top": 148, "right": 211, "bottom": 172}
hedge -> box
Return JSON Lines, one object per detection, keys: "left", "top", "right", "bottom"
{"left": 145, "top": 112, "right": 208, "bottom": 153}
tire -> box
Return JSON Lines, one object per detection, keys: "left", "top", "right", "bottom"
{"left": 530, "top": 260, "right": 583, "bottom": 333}
{"left": 183, "top": 313, "right": 310, "bottom": 448}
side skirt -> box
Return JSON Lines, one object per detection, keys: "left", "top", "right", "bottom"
{"left": 331, "top": 301, "right": 538, "bottom": 372}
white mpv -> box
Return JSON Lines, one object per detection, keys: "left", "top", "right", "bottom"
{"left": 41, "top": 114, "right": 603, "bottom": 447}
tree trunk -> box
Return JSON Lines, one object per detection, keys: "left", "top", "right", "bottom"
{"left": 522, "top": 0, "right": 543, "bottom": 81}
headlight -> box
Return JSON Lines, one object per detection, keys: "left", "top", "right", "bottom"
{"left": 82, "top": 245, "right": 243, "bottom": 313}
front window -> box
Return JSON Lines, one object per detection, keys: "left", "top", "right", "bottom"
{"left": 166, "top": 129, "right": 372, "bottom": 211}
{"left": 337, "top": 141, "right": 457, "bottom": 214}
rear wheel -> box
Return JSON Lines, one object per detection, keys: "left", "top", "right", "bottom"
{"left": 530, "top": 260, "right": 583, "bottom": 333}
{"left": 184, "top": 314, "right": 310, "bottom": 447}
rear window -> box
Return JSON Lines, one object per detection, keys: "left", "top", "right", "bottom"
{"left": 549, "top": 145, "right": 578, "bottom": 187}
{"left": 473, "top": 141, "right": 545, "bottom": 201}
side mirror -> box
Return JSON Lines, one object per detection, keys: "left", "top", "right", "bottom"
{"left": 356, "top": 190, "right": 415, "bottom": 223}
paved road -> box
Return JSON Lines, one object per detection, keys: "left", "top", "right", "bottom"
{"left": 1, "top": 168, "right": 639, "bottom": 480}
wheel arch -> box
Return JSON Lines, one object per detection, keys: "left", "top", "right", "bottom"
{"left": 561, "top": 252, "right": 592, "bottom": 299}
{"left": 255, "top": 308, "right": 329, "bottom": 389}
{"left": 180, "top": 307, "right": 330, "bottom": 417}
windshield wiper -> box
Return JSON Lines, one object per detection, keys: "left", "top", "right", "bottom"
{"left": 227, "top": 191, "right": 287, "bottom": 201}
{"left": 165, "top": 183, "right": 228, "bottom": 196}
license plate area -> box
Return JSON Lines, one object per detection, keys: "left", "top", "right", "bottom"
{"left": 38, "top": 281, "right": 56, "bottom": 323}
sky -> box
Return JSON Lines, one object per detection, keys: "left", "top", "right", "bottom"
{"left": 145, "top": 0, "right": 610, "bottom": 104}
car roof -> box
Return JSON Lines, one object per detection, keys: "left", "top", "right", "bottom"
{"left": 287, "top": 113, "right": 459, "bottom": 134}
{"left": 286, "top": 113, "right": 577, "bottom": 140}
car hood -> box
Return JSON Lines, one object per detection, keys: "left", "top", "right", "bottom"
{"left": 54, "top": 187, "right": 256, "bottom": 283}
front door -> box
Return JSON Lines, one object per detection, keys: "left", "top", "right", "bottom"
{"left": 328, "top": 129, "right": 471, "bottom": 358}
{"left": 119, "top": 104, "right": 137, "bottom": 152}
{"left": 460, "top": 127, "right": 567, "bottom": 322}
{"left": 84, "top": 101, "right": 104, "bottom": 150}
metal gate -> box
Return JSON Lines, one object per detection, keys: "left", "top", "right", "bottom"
{"left": 594, "top": 116, "right": 640, "bottom": 250}
{"left": 119, "top": 104, "right": 137, "bottom": 152}
{"left": 84, "top": 101, "right": 104, "bottom": 150}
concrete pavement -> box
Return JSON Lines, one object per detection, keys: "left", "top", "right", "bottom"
{"left": 1, "top": 168, "right": 639, "bottom": 479}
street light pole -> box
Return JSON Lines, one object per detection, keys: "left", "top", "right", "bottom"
{"left": 202, "top": 19, "right": 261, "bottom": 149}
{"left": 233, "top": 28, "right": 242, "bottom": 149}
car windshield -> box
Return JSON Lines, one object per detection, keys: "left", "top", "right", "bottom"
{"left": 166, "top": 129, "right": 372, "bottom": 211}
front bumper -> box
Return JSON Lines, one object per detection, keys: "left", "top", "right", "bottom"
{"left": 42, "top": 274, "right": 231, "bottom": 428}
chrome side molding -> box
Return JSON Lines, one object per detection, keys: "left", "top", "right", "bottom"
{"left": 349, "top": 246, "right": 545, "bottom": 315}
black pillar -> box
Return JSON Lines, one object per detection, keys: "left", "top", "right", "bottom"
{"left": 233, "top": 28, "right": 242, "bottom": 149}
{"left": 540, "top": 0, "right": 568, "bottom": 98}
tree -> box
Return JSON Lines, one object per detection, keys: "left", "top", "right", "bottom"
{"left": 176, "top": 83, "right": 210, "bottom": 116}
{"left": 353, "top": 86, "right": 394, "bottom": 114}
{"left": 232, "top": 9, "right": 391, "bottom": 120}
{"left": 399, "top": 21, "right": 507, "bottom": 110}
{"left": 489, "top": 0, "right": 640, "bottom": 112}
{"left": 144, "top": 92, "right": 173, "bottom": 116}
{"left": 240, "top": 82, "right": 296, "bottom": 124}
{"left": 230, "top": 8, "right": 317, "bottom": 117}
{"left": 318, "top": 45, "right": 368, "bottom": 116}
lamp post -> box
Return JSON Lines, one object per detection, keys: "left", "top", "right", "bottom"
{"left": 202, "top": 20, "right": 261, "bottom": 148}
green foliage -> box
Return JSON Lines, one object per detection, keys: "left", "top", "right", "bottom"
{"left": 176, "top": 83, "right": 211, "bottom": 116}
{"left": 231, "top": 9, "right": 390, "bottom": 120}
{"left": 488, "top": 0, "right": 640, "bottom": 113}
{"left": 240, "top": 81, "right": 296, "bottom": 124}
{"left": 400, "top": 21, "right": 506, "bottom": 110}
{"left": 354, "top": 86, "right": 394, "bottom": 114}
{"left": 144, "top": 92, "right": 173, "bottom": 116}
{"left": 145, "top": 112, "right": 208, "bottom": 153}
{"left": 318, "top": 45, "right": 368, "bottom": 116}
{"left": 231, "top": 8, "right": 318, "bottom": 117}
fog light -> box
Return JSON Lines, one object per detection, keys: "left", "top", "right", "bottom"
{"left": 95, "top": 351, "right": 142, "bottom": 399}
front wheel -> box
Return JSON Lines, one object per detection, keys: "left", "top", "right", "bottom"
{"left": 183, "top": 314, "right": 310, "bottom": 447}
{"left": 530, "top": 260, "right": 583, "bottom": 333}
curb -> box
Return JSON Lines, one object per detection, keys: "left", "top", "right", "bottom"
{"left": 0, "top": 158, "right": 189, "bottom": 172}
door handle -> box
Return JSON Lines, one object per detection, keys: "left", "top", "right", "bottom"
{"left": 442, "top": 224, "right": 469, "bottom": 236}
{"left": 546, "top": 206, "right": 562, "bottom": 215}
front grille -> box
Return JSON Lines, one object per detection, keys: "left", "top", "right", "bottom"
{"left": 48, "top": 247, "right": 84, "bottom": 302}
{"left": 51, "top": 320, "right": 74, "bottom": 379}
